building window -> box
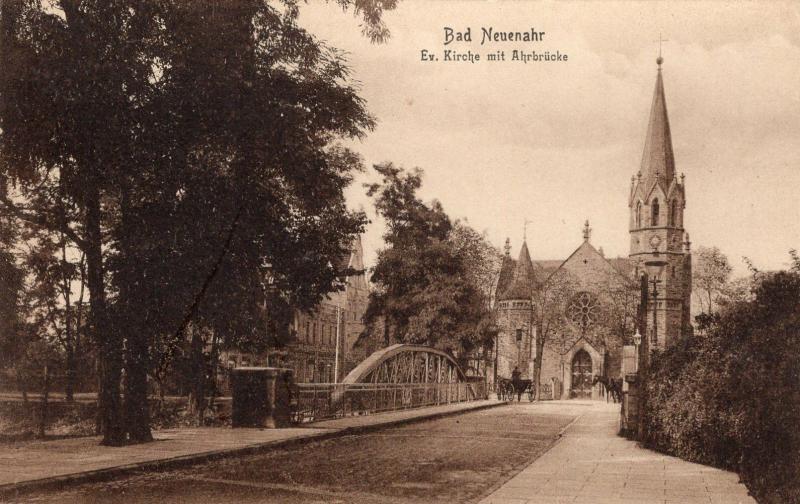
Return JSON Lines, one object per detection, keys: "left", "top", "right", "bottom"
{"left": 516, "top": 329, "right": 524, "bottom": 342}
{"left": 651, "top": 198, "right": 660, "bottom": 226}
{"left": 636, "top": 201, "right": 642, "bottom": 228}
{"left": 566, "top": 291, "right": 599, "bottom": 332}
{"left": 669, "top": 200, "right": 677, "bottom": 226}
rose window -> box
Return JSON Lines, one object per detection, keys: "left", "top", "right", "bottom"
{"left": 566, "top": 292, "right": 599, "bottom": 331}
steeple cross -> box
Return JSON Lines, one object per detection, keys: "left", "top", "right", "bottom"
{"left": 523, "top": 218, "right": 532, "bottom": 241}
{"left": 582, "top": 219, "right": 592, "bottom": 242}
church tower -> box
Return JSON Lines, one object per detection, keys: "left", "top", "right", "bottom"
{"left": 628, "top": 57, "right": 692, "bottom": 349}
{"left": 495, "top": 240, "right": 536, "bottom": 380}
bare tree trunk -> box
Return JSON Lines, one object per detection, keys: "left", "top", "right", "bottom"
{"left": 153, "top": 376, "right": 165, "bottom": 415}
{"left": 207, "top": 332, "right": 221, "bottom": 420}
{"left": 124, "top": 330, "right": 153, "bottom": 442}
{"left": 60, "top": 238, "right": 76, "bottom": 403}
{"left": 532, "top": 335, "right": 545, "bottom": 401}
{"left": 17, "top": 369, "right": 28, "bottom": 404}
{"left": 119, "top": 187, "right": 152, "bottom": 444}
{"left": 86, "top": 191, "right": 124, "bottom": 446}
{"left": 37, "top": 365, "right": 49, "bottom": 438}
{"left": 186, "top": 327, "right": 207, "bottom": 426}
{"left": 76, "top": 253, "right": 86, "bottom": 392}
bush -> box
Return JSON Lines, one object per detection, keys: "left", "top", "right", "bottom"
{"left": 642, "top": 269, "right": 800, "bottom": 504}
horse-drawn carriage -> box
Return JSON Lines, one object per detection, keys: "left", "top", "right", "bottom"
{"left": 496, "top": 376, "right": 536, "bottom": 402}
{"left": 592, "top": 374, "right": 623, "bottom": 403}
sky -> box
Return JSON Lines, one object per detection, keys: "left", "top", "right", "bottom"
{"left": 298, "top": 1, "right": 800, "bottom": 276}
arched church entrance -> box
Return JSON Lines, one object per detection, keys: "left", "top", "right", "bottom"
{"left": 570, "top": 349, "right": 593, "bottom": 398}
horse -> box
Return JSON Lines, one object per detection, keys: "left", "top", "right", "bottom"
{"left": 495, "top": 378, "right": 515, "bottom": 401}
{"left": 496, "top": 377, "right": 534, "bottom": 402}
{"left": 592, "top": 375, "right": 623, "bottom": 403}
{"left": 513, "top": 378, "right": 534, "bottom": 402}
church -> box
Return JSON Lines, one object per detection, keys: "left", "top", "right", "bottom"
{"left": 492, "top": 58, "right": 693, "bottom": 400}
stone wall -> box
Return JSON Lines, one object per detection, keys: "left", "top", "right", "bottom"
{"left": 496, "top": 300, "right": 534, "bottom": 380}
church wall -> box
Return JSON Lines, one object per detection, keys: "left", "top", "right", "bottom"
{"left": 538, "top": 345, "right": 564, "bottom": 399}
{"left": 496, "top": 300, "right": 535, "bottom": 380}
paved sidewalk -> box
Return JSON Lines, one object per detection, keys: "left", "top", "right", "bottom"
{"left": 480, "top": 401, "right": 755, "bottom": 504}
{"left": 0, "top": 399, "right": 500, "bottom": 494}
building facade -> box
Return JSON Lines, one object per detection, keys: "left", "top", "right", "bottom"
{"left": 281, "top": 234, "right": 370, "bottom": 382}
{"left": 222, "top": 235, "right": 370, "bottom": 384}
{"left": 492, "top": 60, "right": 693, "bottom": 400}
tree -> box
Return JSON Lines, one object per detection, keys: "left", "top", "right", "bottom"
{"left": 642, "top": 252, "right": 800, "bottom": 504}
{"left": 364, "top": 163, "right": 494, "bottom": 355}
{"left": 449, "top": 220, "right": 503, "bottom": 309}
{"left": 1, "top": 0, "right": 172, "bottom": 445}
{"left": 531, "top": 269, "right": 579, "bottom": 399}
{"left": 0, "top": 208, "right": 24, "bottom": 398}
{"left": 693, "top": 246, "right": 733, "bottom": 316}
{"left": 1, "top": 0, "right": 394, "bottom": 444}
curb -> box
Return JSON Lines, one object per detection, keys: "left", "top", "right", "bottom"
{"left": 332, "top": 399, "right": 504, "bottom": 436}
{"left": 0, "top": 400, "right": 504, "bottom": 500}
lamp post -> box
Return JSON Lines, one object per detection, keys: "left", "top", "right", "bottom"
{"left": 260, "top": 261, "right": 275, "bottom": 366}
{"left": 649, "top": 276, "right": 660, "bottom": 348}
{"left": 333, "top": 304, "right": 341, "bottom": 383}
{"left": 643, "top": 259, "right": 666, "bottom": 352}
{"left": 632, "top": 329, "right": 642, "bottom": 373}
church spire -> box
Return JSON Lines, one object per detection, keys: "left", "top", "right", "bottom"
{"left": 640, "top": 58, "right": 675, "bottom": 188}
{"left": 498, "top": 240, "right": 536, "bottom": 301}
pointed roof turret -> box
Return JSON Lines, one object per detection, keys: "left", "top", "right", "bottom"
{"left": 499, "top": 241, "right": 536, "bottom": 301}
{"left": 496, "top": 239, "right": 516, "bottom": 297}
{"left": 640, "top": 58, "right": 675, "bottom": 189}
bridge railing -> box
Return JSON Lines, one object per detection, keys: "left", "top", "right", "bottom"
{"left": 292, "top": 381, "right": 488, "bottom": 424}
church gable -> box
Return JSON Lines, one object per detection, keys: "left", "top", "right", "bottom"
{"left": 550, "top": 241, "right": 627, "bottom": 292}
{"left": 643, "top": 180, "right": 668, "bottom": 208}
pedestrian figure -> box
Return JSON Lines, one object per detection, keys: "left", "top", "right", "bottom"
{"left": 511, "top": 366, "right": 522, "bottom": 402}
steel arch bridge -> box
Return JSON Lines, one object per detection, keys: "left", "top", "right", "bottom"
{"left": 341, "top": 344, "right": 470, "bottom": 386}
{"left": 294, "top": 344, "right": 487, "bottom": 423}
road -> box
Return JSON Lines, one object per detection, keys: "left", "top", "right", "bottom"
{"left": 11, "top": 403, "right": 584, "bottom": 504}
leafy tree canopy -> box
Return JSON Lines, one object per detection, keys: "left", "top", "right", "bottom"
{"left": 364, "top": 163, "right": 495, "bottom": 355}
{"left": 0, "top": 0, "right": 396, "bottom": 443}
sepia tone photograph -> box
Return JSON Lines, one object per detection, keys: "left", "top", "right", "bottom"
{"left": 0, "top": 1, "right": 798, "bottom": 503}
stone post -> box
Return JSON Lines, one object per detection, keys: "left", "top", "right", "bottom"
{"left": 232, "top": 367, "right": 294, "bottom": 428}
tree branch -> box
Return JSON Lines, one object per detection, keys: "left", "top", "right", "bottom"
{"left": 156, "top": 204, "right": 246, "bottom": 376}
{"left": 0, "top": 194, "right": 88, "bottom": 250}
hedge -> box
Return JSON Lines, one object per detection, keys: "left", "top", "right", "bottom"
{"left": 641, "top": 269, "right": 800, "bottom": 504}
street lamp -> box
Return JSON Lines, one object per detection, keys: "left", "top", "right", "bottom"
{"left": 632, "top": 329, "right": 642, "bottom": 373}
{"left": 644, "top": 259, "right": 667, "bottom": 351}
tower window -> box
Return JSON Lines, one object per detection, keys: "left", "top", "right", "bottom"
{"left": 516, "top": 329, "right": 524, "bottom": 342}
{"left": 669, "top": 200, "right": 677, "bottom": 226}
{"left": 636, "top": 201, "right": 642, "bottom": 228}
{"left": 651, "top": 199, "right": 660, "bottom": 226}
